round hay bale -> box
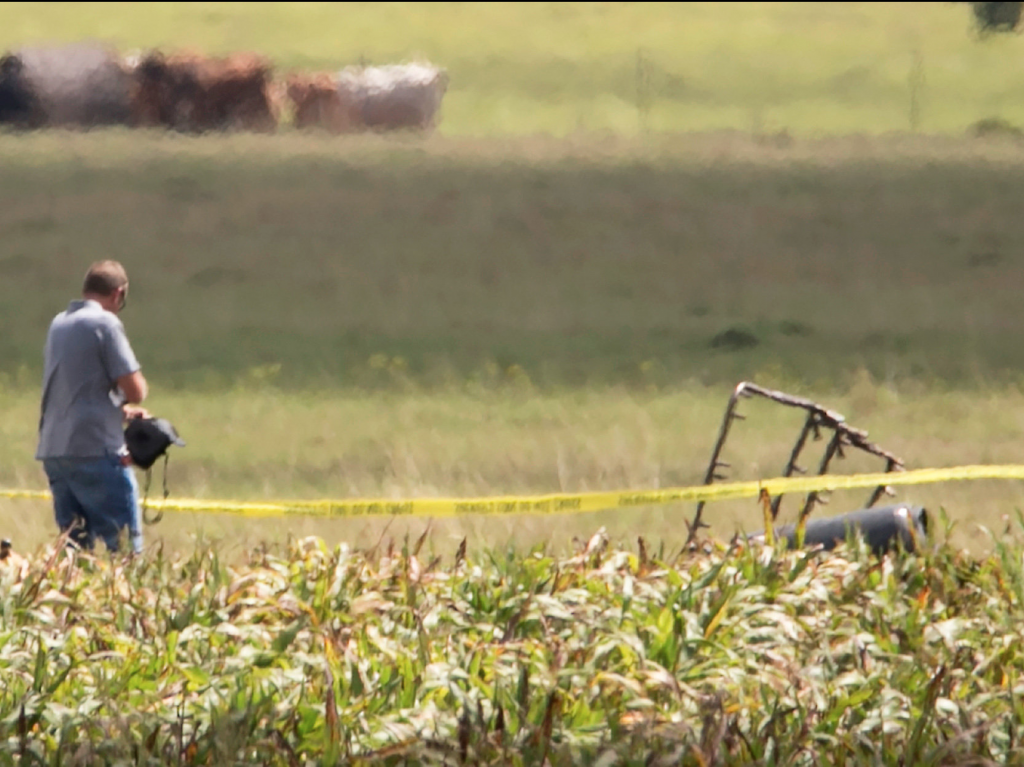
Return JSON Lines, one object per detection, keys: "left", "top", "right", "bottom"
{"left": 0, "top": 53, "right": 42, "bottom": 127}
{"left": 11, "top": 42, "right": 133, "bottom": 128}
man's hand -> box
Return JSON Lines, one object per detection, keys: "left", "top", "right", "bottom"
{"left": 122, "top": 405, "right": 150, "bottom": 422}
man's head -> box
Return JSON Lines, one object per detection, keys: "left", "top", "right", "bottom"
{"left": 82, "top": 260, "right": 129, "bottom": 314}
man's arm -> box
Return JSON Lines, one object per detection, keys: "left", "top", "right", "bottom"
{"left": 116, "top": 370, "right": 148, "bottom": 404}
{"left": 102, "top": 319, "right": 146, "bottom": 406}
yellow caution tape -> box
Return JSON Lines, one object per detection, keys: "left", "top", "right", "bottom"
{"left": 3, "top": 464, "right": 1024, "bottom": 519}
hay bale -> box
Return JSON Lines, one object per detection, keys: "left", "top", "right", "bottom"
{"left": 336, "top": 62, "right": 449, "bottom": 133}
{"left": 129, "top": 50, "right": 277, "bottom": 134}
{"left": 2, "top": 42, "right": 132, "bottom": 128}
{"left": 285, "top": 71, "right": 360, "bottom": 133}
{"left": 0, "top": 54, "right": 42, "bottom": 127}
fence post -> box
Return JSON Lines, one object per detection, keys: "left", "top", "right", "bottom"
{"left": 635, "top": 48, "right": 652, "bottom": 134}
{"left": 908, "top": 48, "right": 925, "bottom": 132}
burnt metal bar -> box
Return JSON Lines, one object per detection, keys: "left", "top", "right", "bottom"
{"left": 798, "top": 430, "right": 845, "bottom": 520}
{"left": 770, "top": 411, "right": 818, "bottom": 520}
{"left": 687, "top": 382, "right": 749, "bottom": 543}
{"left": 866, "top": 458, "right": 901, "bottom": 508}
{"left": 687, "top": 381, "right": 906, "bottom": 549}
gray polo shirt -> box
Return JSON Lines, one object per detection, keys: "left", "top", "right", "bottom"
{"left": 36, "top": 299, "right": 141, "bottom": 459}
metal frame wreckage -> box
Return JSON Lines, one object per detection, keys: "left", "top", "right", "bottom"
{"left": 687, "top": 381, "right": 915, "bottom": 552}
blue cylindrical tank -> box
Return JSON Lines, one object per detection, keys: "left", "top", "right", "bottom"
{"left": 749, "top": 504, "right": 929, "bottom": 555}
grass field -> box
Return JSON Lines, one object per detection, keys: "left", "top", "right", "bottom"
{"left": 1, "top": 2, "right": 1024, "bottom": 560}
{"left": 2, "top": 132, "right": 1024, "bottom": 557}
{"left": 1, "top": 2, "right": 1024, "bottom": 136}
{"left": 5, "top": 4, "right": 1024, "bottom": 764}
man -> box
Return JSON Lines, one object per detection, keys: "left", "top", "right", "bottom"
{"left": 36, "top": 261, "right": 149, "bottom": 554}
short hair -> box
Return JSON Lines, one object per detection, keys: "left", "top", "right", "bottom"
{"left": 82, "top": 261, "right": 128, "bottom": 296}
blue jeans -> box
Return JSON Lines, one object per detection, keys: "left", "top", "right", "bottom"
{"left": 42, "top": 455, "right": 142, "bottom": 554}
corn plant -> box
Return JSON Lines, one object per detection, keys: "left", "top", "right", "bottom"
{"left": 2, "top": 518, "right": 1024, "bottom": 765}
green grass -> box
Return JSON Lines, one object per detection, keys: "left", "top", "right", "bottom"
{"left": 4, "top": 132, "right": 1024, "bottom": 392}
{"left": 4, "top": 526, "right": 1024, "bottom": 764}
{"left": 1, "top": 7, "right": 1024, "bottom": 559}
{"left": 0, "top": 2, "right": 1023, "bottom": 136}
{"left": 3, "top": 132, "right": 1024, "bottom": 556}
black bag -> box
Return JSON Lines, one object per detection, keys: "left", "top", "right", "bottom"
{"left": 125, "top": 417, "right": 185, "bottom": 469}
{"left": 124, "top": 417, "right": 185, "bottom": 525}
